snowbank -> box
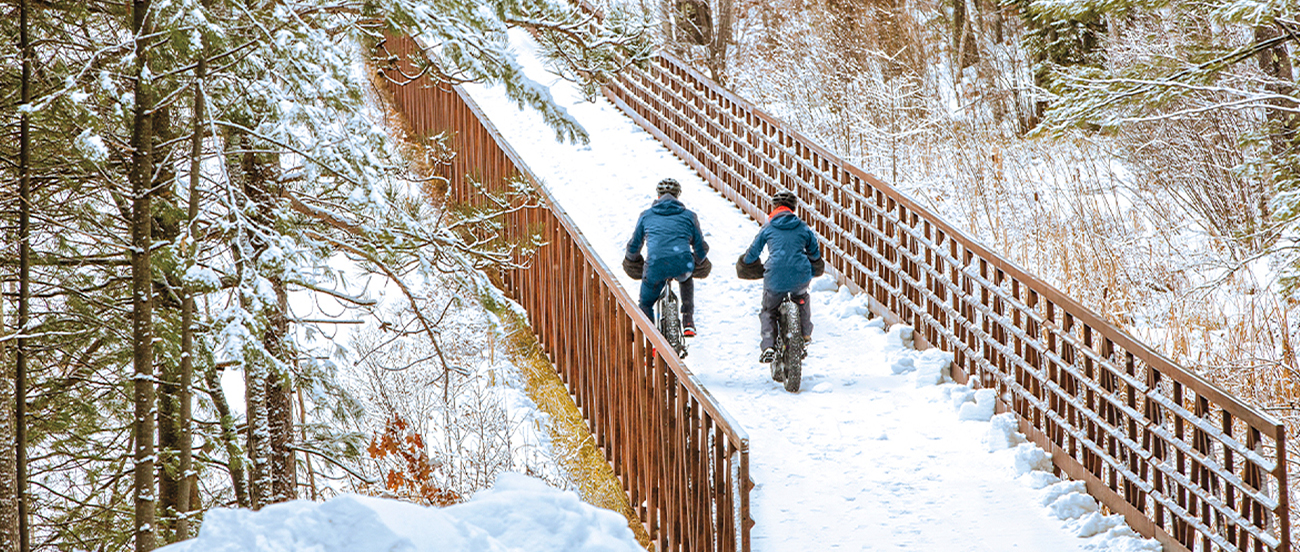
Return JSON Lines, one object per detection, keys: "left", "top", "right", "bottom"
{"left": 160, "top": 473, "right": 642, "bottom": 552}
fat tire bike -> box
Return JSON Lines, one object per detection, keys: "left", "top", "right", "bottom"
{"left": 656, "top": 278, "right": 688, "bottom": 358}
{"left": 770, "top": 292, "right": 804, "bottom": 392}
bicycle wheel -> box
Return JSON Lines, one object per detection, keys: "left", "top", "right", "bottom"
{"left": 779, "top": 299, "right": 802, "bottom": 392}
{"left": 657, "top": 283, "right": 687, "bottom": 358}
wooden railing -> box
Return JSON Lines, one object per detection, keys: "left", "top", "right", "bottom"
{"left": 601, "top": 49, "right": 1293, "bottom": 552}
{"left": 380, "top": 34, "right": 752, "bottom": 552}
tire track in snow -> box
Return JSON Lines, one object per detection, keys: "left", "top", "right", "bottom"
{"left": 455, "top": 29, "right": 1159, "bottom": 552}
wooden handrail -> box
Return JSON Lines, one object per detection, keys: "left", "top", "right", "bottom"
{"left": 380, "top": 33, "right": 753, "bottom": 552}
{"left": 601, "top": 44, "right": 1293, "bottom": 552}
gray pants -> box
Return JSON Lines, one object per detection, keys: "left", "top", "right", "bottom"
{"left": 760, "top": 289, "right": 812, "bottom": 350}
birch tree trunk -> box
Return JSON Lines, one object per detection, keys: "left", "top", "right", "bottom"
{"left": 130, "top": 0, "right": 158, "bottom": 546}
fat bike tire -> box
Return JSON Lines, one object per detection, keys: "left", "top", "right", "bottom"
{"left": 658, "top": 289, "right": 687, "bottom": 358}
{"left": 780, "top": 301, "right": 802, "bottom": 392}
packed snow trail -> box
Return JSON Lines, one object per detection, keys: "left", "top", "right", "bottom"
{"left": 457, "top": 29, "right": 1160, "bottom": 551}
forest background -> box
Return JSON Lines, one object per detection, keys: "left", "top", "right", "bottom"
{"left": 0, "top": 0, "right": 650, "bottom": 549}
{"left": 6, "top": 0, "right": 1300, "bottom": 550}
{"left": 646, "top": 0, "right": 1300, "bottom": 511}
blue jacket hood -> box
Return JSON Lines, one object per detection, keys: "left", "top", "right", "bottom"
{"left": 651, "top": 195, "right": 686, "bottom": 216}
{"left": 743, "top": 210, "right": 822, "bottom": 294}
{"left": 769, "top": 211, "right": 803, "bottom": 230}
{"left": 625, "top": 194, "right": 709, "bottom": 283}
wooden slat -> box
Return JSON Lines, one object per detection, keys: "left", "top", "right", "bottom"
{"left": 586, "top": 22, "right": 1293, "bottom": 550}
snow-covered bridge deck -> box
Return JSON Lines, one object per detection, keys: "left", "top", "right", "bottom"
{"left": 457, "top": 29, "right": 1160, "bottom": 551}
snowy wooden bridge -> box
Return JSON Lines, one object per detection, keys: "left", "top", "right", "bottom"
{"left": 380, "top": 31, "right": 1292, "bottom": 552}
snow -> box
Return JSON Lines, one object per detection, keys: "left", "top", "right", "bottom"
{"left": 450, "top": 28, "right": 1163, "bottom": 551}
{"left": 74, "top": 129, "right": 110, "bottom": 163}
{"left": 158, "top": 473, "right": 643, "bottom": 552}
{"left": 183, "top": 265, "right": 222, "bottom": 290}
{"left": 174, "top": 26, "right": 1164, "bottom": 552}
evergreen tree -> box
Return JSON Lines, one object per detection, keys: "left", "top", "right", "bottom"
{"left": 1, "top": 0, "right": 649, "bottom": 548}
{"left": 1030, "top": 1, "right": 1297, "bottom": 265}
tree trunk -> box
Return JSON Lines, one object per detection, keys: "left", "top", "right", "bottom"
{"left": 1255, "top": 22, "right": 1297, "bottom": 234}
{"left": 221, "top": 127, "right": 268, "bottom": 509}
{"left": 130, "top": 0, "right": 158, "bottom": 547}
{"left": 989, "top": 0, "right": 1004, "bottom": 45}
{"left": 706, "top": 0, "right": 732, "bottom": 84}
{"left": 159, "top": 52, "right": 205, "bottom": 543}
{"left": 230, "top": 131, "right": 275, "bottom": 510}
{"left": 953, "top": 0, "right": 978, "bottom": 69}
{"left": 245, "top": 361, "right": 270, "bottom": 510}
{"left": 204, "top": 364, "right": 248, "bottom": 508}
{"left": 1257, "top": 23, "right": 1298, "bottom": 161}
{"left": 267, "top": 361, "right": 296, "bottom": 502}
{"left": 174, "top": 47, "right": 206, "bottom": 539}
{"left": 1, "top": 284, "right": 16, "bottom": 552}
{"left": 660, "top": 0, "right": 682, "bottom": 56}
{"left": 296, "top": 392, "right": 319, "bottom": 501}
{"left": 247, "top": 150, "right": 295, "bottom": 504}
{"left": 14, "top": 0, "right": 33, "bottom": 550}
{"left": 265, "top": 272, "right": 295, "bottom": 503}
{"left": 154, "top": 100, "right": 184, "bottom": 543}
{"left": 952, "top": 0, "right": 965, "bottom": 62}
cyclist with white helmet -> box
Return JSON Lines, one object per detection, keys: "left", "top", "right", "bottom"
{"left": 623, "top": 178, "right": 712, "bottom": 336}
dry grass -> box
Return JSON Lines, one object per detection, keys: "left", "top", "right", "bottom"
{"left": 370, "top": 52, "right": 652, "bottom": 548}
{"left": 716, "top": 0, "right": 1300, "bottom": 517}
{"left": 488, "top": 302, "right": 654, "bottom": 550}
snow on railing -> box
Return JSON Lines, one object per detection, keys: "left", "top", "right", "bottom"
{"left": 380, "top": 33, "right": 753, "bottom": 552}
{"left": 598, "top": 38, "right": 1293, "bottom": 552}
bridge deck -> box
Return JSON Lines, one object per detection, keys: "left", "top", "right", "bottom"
{"left": 457, "top": 29, "right": 1158, "bottom": 551}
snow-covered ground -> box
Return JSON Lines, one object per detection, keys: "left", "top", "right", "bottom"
{"left": 158, "top": 473, "right": 644, "bottom": 552}
{"left": 453, "top": 29, "right": 1164, "bottom": 551}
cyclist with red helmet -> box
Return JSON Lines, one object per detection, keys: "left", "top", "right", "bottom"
{"left": 736, "top": 190, "right": 824, "bottom": 362}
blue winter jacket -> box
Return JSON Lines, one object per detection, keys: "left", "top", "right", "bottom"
{"left": 743, "top": 209, "right": 822, "bottom": 293}
{"left": 626, "top": 195, "right": 709, "bottom": 282}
